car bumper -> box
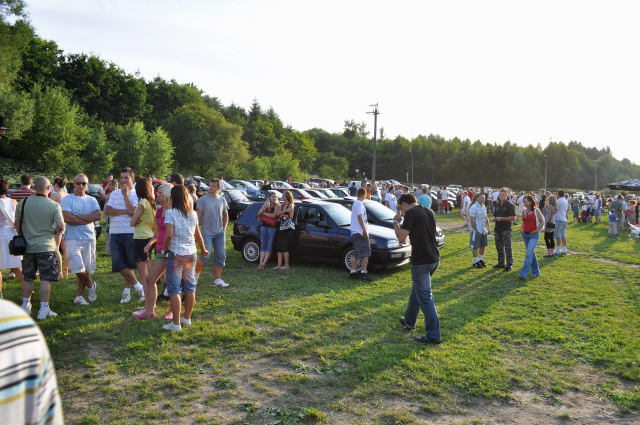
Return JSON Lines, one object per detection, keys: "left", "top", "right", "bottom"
{"left": 370, "top": 245, "right": 412, "bottom": 269}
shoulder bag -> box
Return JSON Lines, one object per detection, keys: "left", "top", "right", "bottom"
{"left": 258, "top": 205, "right": 277, "bottom": 227}
{"left": 8, "top": 197, "right": 28, "bottom": 256}
{"left": 279, "top": 205, "right": 295, "bottom": 231}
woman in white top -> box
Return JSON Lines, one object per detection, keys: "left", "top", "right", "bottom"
{"left": 49, "top": 177, "right": 68, "bottom": 278}
{"left": 0, "top": 179, "right": 27, "bottom": 298}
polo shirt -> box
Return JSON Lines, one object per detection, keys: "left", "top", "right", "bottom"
{"left": 10, "top": 187, "right": 35, "bottom": 202}
{"left": 493, "top": 200, "right": 516, "bottom": 232}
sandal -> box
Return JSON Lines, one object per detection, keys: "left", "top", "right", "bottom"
{"left": 280, "top": 266, "right": 290, "bottom": 270}
{"left": 164, "top": 313, "right": 173, "bottom": 320}
{"left": 272, "top": 266, "right": 281, "bottom": 270}
{"left": 519, "top": 276, "right": 526, "bottom": 280}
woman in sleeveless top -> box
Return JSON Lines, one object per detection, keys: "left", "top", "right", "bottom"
{"left": 0, "top": 179, "right": 27, "bottom": 298}
{"left": 257, "top": 192, "right": 279, "bottom": 269}
{"left": 519, "top": 195, "right": 545, "bottom": 279}
{"left": 50, "top": 177, "right": 69, "bottom": 278}
{"left": 274, "top": 190, "right": 295, "bottom": 270}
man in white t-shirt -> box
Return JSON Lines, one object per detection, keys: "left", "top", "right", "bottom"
{"left": 440, "top": 187, "right": 450, "bottom": 214}
{"left": 105, "top": 167, "right": 144, "bottom": 304}
{"left": 61, "top": 174, "right": 101, "bottom": 306}
{"left": 515, "top": 192, "right": 525, "bottom": 224}
{"left": 460, "top": 192, "right": 472, "bottom": 227}
{"left": 553, "top": 189, "right": 570, "bottom": 254}
{"left": 349, "top": 188, "right": 372, "bottom": 282}
{"left": 385, "top": 191, "right": 397, "bottom": 212}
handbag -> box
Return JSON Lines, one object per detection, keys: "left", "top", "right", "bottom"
{"left": 8, "top": 197, "right": 28, "bottom": 256}
{"left": 259, "top": 215, "right": 277, "bottom": 227}
{"left": 279, "top": 215, "right": 295, "bottom": 231}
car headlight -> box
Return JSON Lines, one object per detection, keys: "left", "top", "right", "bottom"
{"left": 387, "top": 239, "right": 400, "bottom": 249}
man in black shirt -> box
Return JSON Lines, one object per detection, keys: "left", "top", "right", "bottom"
{"left": 392, "top": 193, "right": 441, "bottom": 344}
{"left": 492, "top": 189, "right": 516, "bottom": 271}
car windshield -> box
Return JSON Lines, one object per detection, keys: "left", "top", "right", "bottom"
{"left": 226, "top": 190, "right": 249, "bottom": 202}
{"left": 321, "top": 189, "right": 337, "bottom": 198}
{"left": 365, "top": 201, "right": 397, "bottom": 220}
{"left": 309, "top": 190, "right": 328, "bottom": 198}
{"left": 322, "top": 204, "right": 352, "bottom": 227}
{"left": 295, "top": 189, "right": 315, "bottom": 198}
{"left": 298, "top": 183, "right": 311, "bottom": 188}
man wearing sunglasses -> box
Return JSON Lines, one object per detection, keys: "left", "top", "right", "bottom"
{"left": 61, "top": 175, "right": 101, "bottom": 306}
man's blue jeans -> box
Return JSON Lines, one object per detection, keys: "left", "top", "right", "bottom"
{"left": 404, "top": 262, "right": 441, "bottom": 340}
{"left": 520, "top": 232, "right": 540, "bottom": 278}
{"left": 201, "top": 232, "right": 226, "bottom": 268}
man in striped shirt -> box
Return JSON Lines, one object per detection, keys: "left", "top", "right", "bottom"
{"left": 10, "top": 174, "right": 35, "bottom": 202}
{"left": 0, "top": 299, "right": 64, "bottom": 424}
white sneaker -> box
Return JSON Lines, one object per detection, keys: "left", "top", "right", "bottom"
{"left": 214, "top": 279, "right": 229, "bottom": 288}
{"left": 163, "top": 322, "right": 182, "bottom": 331}
{"left": 74, "top": 296, "right": 90, "bottom": 305}
{"left": 6, "top": 271, "right": 15, "bottom": 279}
{"left": 37, "top": 308, "right": 58, "bottom": 320}
{"left": 120, "top": 293, "right": 131, "bottom": 304}
{"left": 180, "top": 317, "right": 192, "bottom": 326}
{"left": 22, "top": 303, "right": 32, "bottom": 315}
{"left": 88, "top": 282, "right": 97, "bottom": 302}
{"left": 135, "top": 287, "right": 145, "bottom": 302}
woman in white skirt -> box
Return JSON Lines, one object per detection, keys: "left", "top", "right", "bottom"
{"left": 0, "top": 179, "right": 26, "bottom": 298}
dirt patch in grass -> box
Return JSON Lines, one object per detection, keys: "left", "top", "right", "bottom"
{"left": 566, "top": 249, "right": 640, "bottom": 268}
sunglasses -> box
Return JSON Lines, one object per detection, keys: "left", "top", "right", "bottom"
{"left": 75, "top": 182, "right": 88, "bottom": 186}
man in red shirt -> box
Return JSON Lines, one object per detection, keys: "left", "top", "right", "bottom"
{"left": 102, "top": 174, "right": 113, "bottom": 192}
{"left": 10, "top": 174, "right": 35, "bottom": 202}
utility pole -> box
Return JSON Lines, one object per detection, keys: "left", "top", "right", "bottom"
{"left": 367, "top": 103, "right": 379, "bottom": 182}
{"left": 409, "top": 149, "right": 414, "bottom": 187}
{"left": 544, "top": 154, "right": 547, "bottom": 191}
{"left": 594, "top": 159, "right": 598, "bottom": 192}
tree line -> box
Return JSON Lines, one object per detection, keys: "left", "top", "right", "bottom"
{"left": 1, "top": 0, "right": 638, "bottom": 191}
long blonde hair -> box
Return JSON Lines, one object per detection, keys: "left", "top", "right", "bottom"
{"left": 283, "top": 190, "right": 294, "bottom": 206}
{"left": 546, "top": 195, "right": 559, "bottom": 211}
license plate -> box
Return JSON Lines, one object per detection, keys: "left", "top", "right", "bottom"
{"left": 404, "top": 251, "right": 412, "bottom": 258}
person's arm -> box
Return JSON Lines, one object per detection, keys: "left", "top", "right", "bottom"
{"left": 144, "top": 227, "right": 159, "bottom": 253}
{"left": 196, "top": 207, "right": 203, "bottom": 224}
{"left": 485, "top": 215, "right": 491, "bottom": 235}
{"left": 358, "top": 213, "right": 368, "bottom": 239}
{"left": 222, "top": 210, "right": 229, "bottom": 230}
{"left": 63, "top": 210, "right": 93, "bottom": 225}
{"left": 129, "top": 203, "right": 145, "bottom": 227}
{"left": 470, "top": 215, "right": 478, "bottom": 232}
{"left": 163, "top": 223, "right": 173, "bottom": 253}
{"left": 194, "top": 224, "right": 209, "bottom": 258}
{"left": 122, "top": 186, "right": 136, "bottom": 216}
{"left": 54, "top": 219, "right": 65, "bottom": 235}
{"left": 392, "top": 213, "right": 410, "bottom": 242}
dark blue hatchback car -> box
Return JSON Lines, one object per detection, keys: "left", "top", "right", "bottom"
{"left": 231, "top": 200, "right": 412, "bottom": 271}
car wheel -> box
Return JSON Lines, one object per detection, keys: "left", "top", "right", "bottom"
{"left": 241, "top": 238, "right": 260, "bottom": 263}
{"left": 341, "top": 246, "right": 361, "bottom": 272}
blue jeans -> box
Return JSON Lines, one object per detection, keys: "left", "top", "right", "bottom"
{"left": 260, "top": 226, "right": 277, "bottom": 253}
{"left": 165, "top": 252, "right": 197, "bottom": 295}
{"left": 201, "top": 232, "right": 226, "bottom": 267}
{"left": 520, "top": 232, "right": 540, "bottom": 278}
{"left": 110, "top": 233, "right": 136, "bottom": 272}
{"left": 404, "top": 262, "right": 441, "bottom": 340}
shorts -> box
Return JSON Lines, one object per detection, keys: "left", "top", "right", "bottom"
{"left": 22, "top": 251, "right": 59, "bottom": 282}
{"left": 554, "top": 221, "right": 568, "bottom": 239}
{"left": 469, "top": 230, "right": 488, "bottom": 249}
{"left": 110, "top": 233, "right": 137, "bottom": 272}
{"left": 154, "top": 252, "right": 166, "bottom": 261}
{"left": 134, "top": 238, "right": 152, "bottom": 263}
{"left": 461, "top": 211, "right": 469, "bottom": 216}
{"left": 441, "top": 201, "right": 448, "bottom": 207}
{"left": 66, "top": 239, "right": 97, "bottom": 274}
{"left": 351, "top": 232, "right": 371, "bottom": 258}
{"left": 165, "top": 252, "right": 197, "bottom": 296}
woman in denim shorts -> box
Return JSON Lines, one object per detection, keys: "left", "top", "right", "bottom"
{"left": 161, "top": 185, "right": 208, "bottom": 331}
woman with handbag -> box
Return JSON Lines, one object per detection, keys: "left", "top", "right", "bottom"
{"left": 0, "top": 179, "right": 27, "bottom": 298}
{"left": 519, "top": 195, "right": 545, "bottom": 279}
{"left": 257, "top": 192, "right": 279, "bottom": 269}
{"left": 543, "top": 195, "right": 558, "bottom": 257}
{"left": 274, "top": 190, "right": 295, "bottom": 270}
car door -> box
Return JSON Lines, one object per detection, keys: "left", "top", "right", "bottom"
{"left": 292, "top": 205, "right": 340, "bottom": 260}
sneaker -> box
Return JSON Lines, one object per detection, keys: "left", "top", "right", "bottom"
{"left": 414, "top": 335, "right": 442, "bottom": 345}
{"left": 359, "top": 272, "right": 373, "bottom": 282}
{"left": 74, "top": 296, "right": 90, "bottom": 305}
{"left": 180, "top": 317, "right": 192, "bottom": 326}
{"left": 399, "top": 317, "right": 416, "bottom": 330}
{"left": 135, "top": 287, "right": 145, "bottom": 302}
{"left": 214, "top": 279, "right": 229, "bottom": 288}
{"left": 163, "top": 322, "right": 182, "bottom": 332}
{"left": 37, "top": 308, "right": 58, "bottom": 320}
{"left": 479, "top": 260, "right": 486, "bottom": 268}
{"left": 503, "top": 266, "right": 512, "bottom": 272}
{"left": 6, "top": 271, "right": 15, "bottom": 279}
{"left": 22, "top": 302, "right": 32, "bottom": 315}
{"left": 473, "top": 262, "right": 482, "bottom": 269}
{"left": 349, "top": 272, "right": 359, "bottom": 280}
{"left": 120, "top": 293, "right": 131, "bottom": 304}
{"left": 492, "top": 264, "right": 505, "bottom": 269}
{"left": 88, "top": 282, "right": 97, "bottom": 302}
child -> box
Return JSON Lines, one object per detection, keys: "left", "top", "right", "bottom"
{"left": 608, "top": 210, "right": 619, "bottom": 237}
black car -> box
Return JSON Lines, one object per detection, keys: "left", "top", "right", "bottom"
{"left": 220, "top": 189, "right": 254, "bottom": 220}
{"left": 232, "top": 200, "right": 412, "bottom": 271}
{"left": 324, "top": 197, "right": 446, "bottom": 249}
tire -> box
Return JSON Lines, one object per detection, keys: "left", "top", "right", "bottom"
{"left": 341, "top": 246, "right": 361, "bottom": 272}
{"left": 241, "top": 238, "right": 260, "bottom": 263}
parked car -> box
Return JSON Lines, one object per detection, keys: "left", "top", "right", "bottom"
{"left": 232, "top": 200, "right": 412, "bottom": 271}
{"left": 6, "top": 182, "right": 22, "bottom": 198}
{"left": 269, "top": 181, "right": 294, "bottom": 189}
{"left": 272, "top": 187, "right": 315, "bottom": 200}
{"left": 66, "top": 183, "right": 106, "bottom": 210}
{"left": 248, "top": 180, "right": 264, "bottom": 187}
{"left": 324, "top": 197, "right": 446, "bottom": 249}
{"left": 305, "top": 189, "right": 329, "bottom": 199}
{"left": 329, "top": 187, "right": 351, "bottom": 197}
{"left": 291, "top": 182, "right": 312, "bottom": 189}
{"left": 247, "top": 190, "right": 283, "bottom": 203}
{"left": 318, "top": 189, "right": 338, "bottom": 198}
{"left": 227, "top": 180, "right": 261, "bottom": 196}
{"left": 220, "top": 189, "right": 254, "bottom": 220}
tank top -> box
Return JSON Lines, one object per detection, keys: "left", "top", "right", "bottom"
{"left": 156, "top": 206, "right": 166, "bottom": 251}
{"left": 522, "top": 209, "right": 538, "bottom": 232}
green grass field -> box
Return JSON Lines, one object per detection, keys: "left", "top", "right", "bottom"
{"left": 2, "top": 214, "right": 639, "bottom": 424}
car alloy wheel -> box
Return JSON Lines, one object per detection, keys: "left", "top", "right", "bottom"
{"left": 241, "top": 238, "right": 260, "bottom": 263}
{"left": 342, "top": 247, "right": 362, "bottom": 272}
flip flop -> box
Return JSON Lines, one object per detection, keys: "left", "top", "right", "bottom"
{"left": 280, "top": 266, "right": 290, "bottom": 270}
{"left": 164, "top": 313, "right": 173, "bottom": 320}
{"left": 272, "top": 266, "right": 281, "bottom": 270}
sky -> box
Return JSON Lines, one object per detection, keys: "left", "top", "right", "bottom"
{"left": 23, "top": 0, "right": 640, "bottom": 165}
